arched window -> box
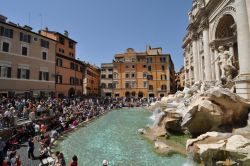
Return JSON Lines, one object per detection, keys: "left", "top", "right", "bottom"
{"left": 149, "top": 85, "right": 153, "bottom": 90}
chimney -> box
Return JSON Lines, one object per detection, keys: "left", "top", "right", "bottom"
{"left": 64, "top": 30, "right": 68, "bottom": 37}
{"left": 0, "top": 15, "right": 7, "bottom": 22}
{"left": 23, "top": 25, "right": 33, "bottom": 31}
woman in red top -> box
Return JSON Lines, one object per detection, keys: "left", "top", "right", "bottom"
{"left": 70, "top": 155, "right": 78, "bottom": 166}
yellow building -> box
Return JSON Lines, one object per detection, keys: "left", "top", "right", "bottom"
{"left": 40, "top": 28, "right": 83, "bottom": 97}
{"left": 113, "top": 46, "right": 176, "bottom": 98}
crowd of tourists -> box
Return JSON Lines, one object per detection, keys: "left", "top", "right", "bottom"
{"left": 0, "top": 95, "right": 156, "bottom": 165}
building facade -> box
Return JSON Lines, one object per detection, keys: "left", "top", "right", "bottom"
{"left": 100, "top": 63, "right": 113, "bottom": 97}
{"left": 183, "top": 0, "right": 250, "bottom": 99}
{"left": 40, "top": 29, "right": 83, "bottom": 97}
{"left": 176, "top": 66, "right": 185, "bottom": 91}
{"left": 83, "top": 63, "right": 100, "bottom": 96}
{"left": 113, "top": 47, "right": 176, "bottom": 98}
{"left": 0, "top": 15, "right": 56, "bottom": 98}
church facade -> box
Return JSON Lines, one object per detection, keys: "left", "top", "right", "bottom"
{"left": 183, "top": 0, "right": 250, "bottom": 99}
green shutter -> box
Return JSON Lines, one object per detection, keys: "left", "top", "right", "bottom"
{"left": 0, "top": 26, "right": 4, "bottom": 36}
{"left": 10, "top": 29, "right": 13, "bottom": 38}
{"left": 17, "top": 69, "right": 21, "bottom": 78}
{"left": 28, "top": 35, "right": 31, "bottom": 43}
{"left": 7, "top": 67, "right": 11, "bottom": 78}
{"left": 46, "top": 72, "right": 49, "bottom": 81}
{"left": 26, "top": 70, "right": 30, "bottom": 79}
{"left": 39, "top": 71, "right": 42, "bottom": 80}
{"left": 20, "top": 32, "right": 23, "bottom": 41}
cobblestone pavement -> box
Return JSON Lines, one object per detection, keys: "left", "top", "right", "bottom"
{"left": 15, "top": 140, "right": 41, "bottom": 166}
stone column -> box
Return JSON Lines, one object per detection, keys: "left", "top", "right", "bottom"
{"left": 210, "top": 47, "right": 215, "bottom": 80}
{"left": 202, "top": 22, "right": 212, "bottom": 81}
{"left": 214, "top": 49, "right": 220, "bottom": 81}
{"left": 235, "top": 0, "right": 250, "bottom": 99}
{"left": 246, "top": 0, "right": 250, "bottom": 32}
{"left": 192, "top": 34, "right": 200, "bottom": 82}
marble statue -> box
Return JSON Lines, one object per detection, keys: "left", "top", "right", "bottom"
{"left": 213, "top": 46, "right": 236, "bottom": 80}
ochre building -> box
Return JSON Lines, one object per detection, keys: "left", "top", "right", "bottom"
{"left": 83, "top": 63, "right": 100, "bottom": 96}
{"left": 40, "top": 29, "right": 83, "bottom": 97}
{"left": 113, "top": 46, "right": 176, "bottom": 98}
{"left": 0, "top": 15, "right": 56, "bottom": 98}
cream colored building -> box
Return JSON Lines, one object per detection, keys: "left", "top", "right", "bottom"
{"left": 183, "top": 0, "right": 250, "bottom": 99}
{"left": 0, "top": 15, "right": 56, "bottom": 97}
{"left": 100, "top": 63, "right": 113, "bottom": 97}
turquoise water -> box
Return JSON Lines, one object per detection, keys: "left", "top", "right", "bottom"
{"left": 55, "top": 109, "right": 194, "bottom": 166}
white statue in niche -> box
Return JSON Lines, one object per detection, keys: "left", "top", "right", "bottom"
{"left": 213, "top": 46, "right": 235, "bottom": 80}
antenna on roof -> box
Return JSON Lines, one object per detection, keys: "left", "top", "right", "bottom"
{"left": 28, "top": 12, "right": 31, "bottom": 26}
{"left": 39, "top": 13, "right": 43, "bottom": 29}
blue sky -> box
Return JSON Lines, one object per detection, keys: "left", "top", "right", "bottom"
{"left": 0, "top": 0, "right": 192, "bottom": 71}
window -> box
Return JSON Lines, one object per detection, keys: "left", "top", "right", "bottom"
{"left": 70, "top": 63, "right": 75, "bottom": 70}
{"left": 108, "top": 68, "right": 113, "bottom": 72}
{"left": 126, "top": 65, "right": 129, "bottom": 69}
{"left": 56, "top": 58, "right": 63, "bottom": 67}
{"left": 101, "top": 69, "right": 106, "bottom": 72}
{"left": 17, "top": 68, "right": 30, "bottom": 79}
{"left": 69, "top": 41, "right": 74, "bottom": 48}
{"left": 101, "top": 75, "right": 106, "bottom": 79}
{"left": 147, "top": 75, "right": 153, "bottom": 80}
{"left": 113, "top": 73, "right": 118, "bottom": 79}
{"left": 2, "top": 42, "right": 9, "bottom": 52}
{"left": 20, "top": 32, "right": 31, "bottom": 43}
{"left": 108, "top": 74, "right": 113, "bottom": 79}
{"left": 160, "top": 57, "right": 166, "bottom": 63}
{"left": 131, "top": 81, "right": 136, "bottom": 88}
{"left": 149, "top": 85, "right": 153, "bottom": 91}
{"left": 56, "top": 75, "right": 62, "bottom": 84}
{"left": 0, "top": 26, "right": 13, "bottom": 38}
{"left": 0, "top": 66, "right": 11, "bottom": 78}
{"left": 70, "top": 77, "right": 75, "bottom": 85}
{"left": 126, "top": 73, "right": 129, "bottom": 79}
{"left": 161, "top": 75, "right": 166, "bottom": 80}
{"left": 148, "top": 65, "right": 152, "bottom": 71}
{"left": 143, "top": 64, "right": 147, "bottom": 68}
{"left": 75, "top": 64, "right": 78, "bottom": 71}
{"left": 41, "top": 39, "right": 49, "bottom": 48}
{"left": 108, "top": 83, "right": 113, "bottom": 89}
{"left": 147, "top": 57, "right": 152, "bottom": 63}
{"left": 59, "top": 36, "right": 65, "bottom": 44}
{"left": 132, "top": 65, "right": 135, "bottom": 69}
{"left": 125, "top": 82, "right": 130, "bottom": 89}
{"left": 162, "top": 65, "right": 165, "bottom": 71}
{"left": 143, "top": 72, "right": 147, "bottom": 78}
{"left": 42, "top": 51, "right": 47, "bottom": 60}
{"left": 59, "top": 48, "right": 64, "bottom": 53}
{"left": 131, "top": 73, "right": 135, "bottom": 79}
{"left": 39, "top": 71, "right": 49, "bottom": 81}
{"left": 101, "top": 83, "right": 106, "bottom": 88}
{"left": 143, "top": 81, "right": 147, "bottom": 88}
{"left": 80, "top": 79, "right": 83, "bottom": 85}
{"left": 21, "top": 46, "right": 28, "bottom": 56}
{"left": 161, "top": 85, "right": 167, "bottom": 90}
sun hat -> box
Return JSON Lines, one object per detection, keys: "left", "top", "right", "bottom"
{"left": 102, "top": 160, "right": 108, "bottom": 166}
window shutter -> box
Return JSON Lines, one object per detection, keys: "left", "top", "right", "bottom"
{"left": 26, "top": 70, "right": 30, "bottom": 79}
{"left": 20, "top": 32, "right": 23, "bottom": 41}
{"left": 46, "top": 72, "right": 49, "bottom": 81}
{"left": 17, "top": 69, "right": 21, "bottom": 78}
{"left": 10, "top": 29, "right": 13, "bottom": 38}
{"left": 39, "top": 71, "right": 42, "bottom": 80}
{"left": 28, "top": 35, "right": 31, "bottom": 43}
{"left": 0, "top": 26, "right": 4, "bottom": 36}
{"left": 7, "top": 67, "right": 11, "bottom": 78}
